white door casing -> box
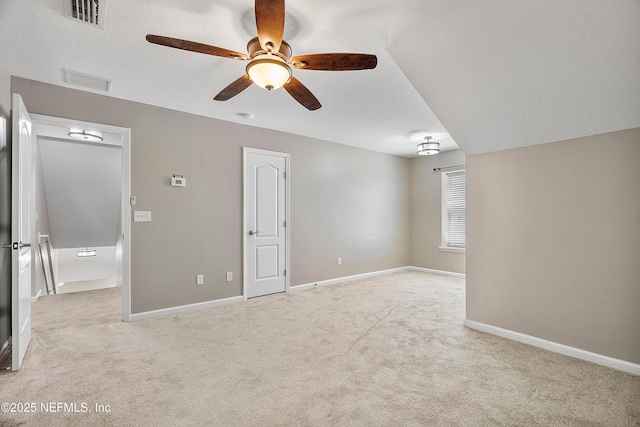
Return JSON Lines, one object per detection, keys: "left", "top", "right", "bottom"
{"left": 29, "top": 113, "right": 132, "bottom": 322}
{"left": 11, "top": 94, "right": 33, "bottom": 371}
{"left": 243, "top": 148, "right": 289, "bottom": 299}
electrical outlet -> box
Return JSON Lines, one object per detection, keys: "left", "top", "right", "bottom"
{"left": 226, "top": 272, "right": 232, "bottom": 282}
{"left": 337, "top": 257, "right": 342, "bottom": 265}
{"left": 196, "top": 274, "right": 204, "bottom": 285}
{"left": 133, "top": 211, "right": 152, "bottom": 222}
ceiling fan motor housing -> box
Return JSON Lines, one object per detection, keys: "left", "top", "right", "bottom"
{"left": 247, "top": 36, "right": 292, "bottom": 61}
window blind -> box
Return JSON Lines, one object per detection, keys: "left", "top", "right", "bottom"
{"left": 446, "top": 171, "right": 466, "bottom": 248}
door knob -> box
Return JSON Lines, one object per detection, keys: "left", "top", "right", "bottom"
{"left": 248, "top": 230, "right": 260, "bottom": 236}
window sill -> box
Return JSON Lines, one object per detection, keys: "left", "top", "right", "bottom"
{"left": 439, "top": 246, "right": 466, "bottom": 254}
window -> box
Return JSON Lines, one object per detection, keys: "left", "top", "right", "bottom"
{"left": 441, "top": 171, "right": 466, "bottom": 252}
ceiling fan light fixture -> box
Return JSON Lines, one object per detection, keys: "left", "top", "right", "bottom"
{"left": 68, "top": 128, "right": 103, "bottom": 142}
{"left": 246, "top": 57, "right": 291, "bottom": 91}
{"left": 417, "top": 136, "right": 440, "bottom": 156}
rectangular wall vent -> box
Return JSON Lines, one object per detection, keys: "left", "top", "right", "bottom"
{"left": 64, "top": 0, "right": 106, "bottom": 29}
{"left": 64, "top": 69, "right": 112, "bottom": 92}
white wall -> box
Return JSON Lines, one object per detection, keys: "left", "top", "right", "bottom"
{"left": 57, "top": 246, "right": 117, "bottom": 284}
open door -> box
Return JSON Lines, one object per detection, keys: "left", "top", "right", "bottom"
{"left": 11, "top": 94, "right": 33, "bottom": 370}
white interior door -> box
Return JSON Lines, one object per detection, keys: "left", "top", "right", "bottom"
{"left": 244, "top": 148, "right": 289, "bottom": 299}
{"left": 11, "top": 94, "right": 33, "bottom": 371}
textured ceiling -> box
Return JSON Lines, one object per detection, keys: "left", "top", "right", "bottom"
{"left": 388, "top": 0, "right": 640, "bottom": 155}
{"left": 1, "top": 0, "right": 638, "bottom": 157}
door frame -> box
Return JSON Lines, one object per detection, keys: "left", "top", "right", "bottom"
{"left": 30, "top": 114, "right": 132, "bottom": 321}
{"left": 242, "top": 147, "right": 290, "bottom": 300}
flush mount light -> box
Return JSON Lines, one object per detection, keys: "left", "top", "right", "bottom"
{"left": 77, "top": 249, "right": 97, "bottom": 257}
{"left": 246, "top": 56, "right": 292, "bottom": 91}
{"left": 417, "top": 136, "right": 440, "bottom": 156}
{"left": 68, "top": 128, "right": 103, "bottom": 142}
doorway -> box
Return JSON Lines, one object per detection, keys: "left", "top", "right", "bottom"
{"left": 243, "top": 147, "right": 290, "bottom": 299}
{"left": 30, "top": 114, "right": 131, "bottom": 321}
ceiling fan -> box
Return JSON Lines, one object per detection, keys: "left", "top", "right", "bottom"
{"left": 146, "top": 0, "right": 377, "bottom": 111}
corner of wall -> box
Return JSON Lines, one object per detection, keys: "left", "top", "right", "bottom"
{"left": 409, "top": 149, "right": 466, "bottom": 274}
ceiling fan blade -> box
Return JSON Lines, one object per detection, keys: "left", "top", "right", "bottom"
{"left": 284, "top": 76, "right": 321, "bottom": 111}
{"left": 146, "top": 34, "right": 247, "bottom": 60}
{"left": 214, "top": 75, "right": 253, "bottom": 101}
{"left": 255, "top": 0, "right": 285, "bottom": 53}
{"left": 290, "top": 53, "right": 378, "bottom": 71}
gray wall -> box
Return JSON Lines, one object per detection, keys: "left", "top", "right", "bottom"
{"left": 409, "top": 149, "right": 466, "bottom": 274}
{"left": 12, "top": 77, "right": 410, "bottom": 314}
{"left": 466, "top": 128, "right": 640, "bottom": 364}
{"left": 0, "top": 61, "right": 10, "bottom": 350}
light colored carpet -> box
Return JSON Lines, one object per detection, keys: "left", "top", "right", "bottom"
{"left": 1, "top": 271, "right": 638, "bottom": 426}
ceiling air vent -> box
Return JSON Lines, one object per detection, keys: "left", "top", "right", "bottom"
{"left": 64, "top": 69, "right": 112, "bottom": 93}
{"left": 64, "top": 0, "right": 106, "bottom": 29}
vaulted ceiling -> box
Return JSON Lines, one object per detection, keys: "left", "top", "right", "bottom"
{"left": 1, "top": 0, "right": 638, "bottom": 157}
{"left": 38, "top": 135, "right": 122, "bottom": 248}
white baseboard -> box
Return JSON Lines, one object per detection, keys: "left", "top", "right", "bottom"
{"left": 0, "top": 338, "right": 9, "bottom": 358}
{"left": 406, "top": 266, "right": 466, "bottom": 279}
{"left": 31, "top": 289, "right": 43, "bottom": 303}
{"left": 464, "top": 319, "right": 640, "bottom": 376}
{"left": 130, "top": 267, "right": 464, "bottom": 321}
{"left": 291, "top": 266, "right": 465, "bottom": 292}
{"left": 130, "top": 296, "right": 244, "bottom": 322}
{"left": 290, "top": 267, "right": 408, "bottom": 291}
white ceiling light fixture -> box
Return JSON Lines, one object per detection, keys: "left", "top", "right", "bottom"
{"left": 246, "top": 57, "right": 292, "bottom": 91}
{"left": 417, "top": 136, "right": 440, "bottom": 156}
{"left": 68, "top": 128, "right": 104, "bottom": 142}
{"left": 77, "top": 249, "right": 97, "bottom": 257}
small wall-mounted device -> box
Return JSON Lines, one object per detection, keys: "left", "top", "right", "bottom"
{"left": 171, "top": 174, "right": 186, "bottom": 187}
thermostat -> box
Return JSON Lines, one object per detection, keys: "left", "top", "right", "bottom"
{"left": 171, "top": 174, "right": 186, "bottom": 187}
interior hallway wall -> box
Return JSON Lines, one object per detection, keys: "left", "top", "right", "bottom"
{"left": 12, "top": 77, "right": 411, "bottom": 314}
{"left": 466, "top": 128, "right": 640, "bottom": 365}
{"left": 57, "top": 246, "right": 116, "bottom": 284}
{"left": 409, "top": 149, "right": 465, "bottom": 274}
